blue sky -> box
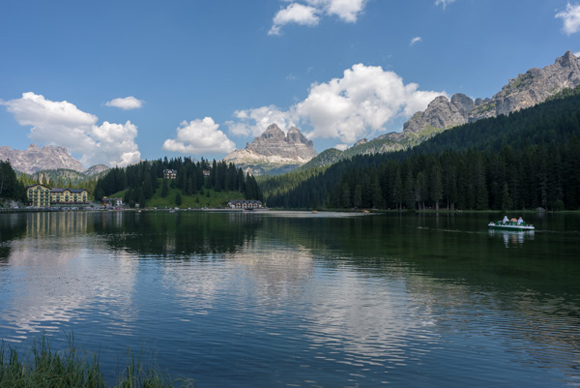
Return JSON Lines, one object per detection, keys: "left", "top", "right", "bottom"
{"left": 1, "top": 0, "right": 579, "bottom": 168}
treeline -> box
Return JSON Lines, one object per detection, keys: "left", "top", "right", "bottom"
{"left": 325, "top": 141, "right": 580, "bottom": 211}
{"left": 0, "top": 161, "right": 26, "bottom": 202}
{"left": 94, "top": 157, "right": 261, "bottom": 207}
{"left": 17, "top": 170, "right": 99, "bottom": 194}
{"left": 263, "top": 88, "right": 580, "bottom": 210}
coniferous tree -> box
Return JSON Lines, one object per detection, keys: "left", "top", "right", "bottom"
{"left": 161, "top": 179, "right": 169, "bottom": 198}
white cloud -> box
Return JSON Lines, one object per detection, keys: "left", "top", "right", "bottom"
{"left": 575, "top": 51, "right": 580, "bottom": 57}
{"left": 269, "top": 0, "right": 366, "bottom": 35}
{"left": 228, "top": 105, "right": 296, "bottom": 137}
{"left": 435, "top": 0, "right": 455, "bottom": 9}
{"left": 334, "top": 144, "right": 348, "bottom": 151}
{"left": 316, "top": 0, "right": 366, "bottom": 22}
{"left": 88, "top": 121, "right": 141, "bottom": 167}
{"left": 296, "top": 64, "right": 444, "bottom": 142}
{"left": 1, "top": 92, "right": 140, "bottom": 167}
{"left": 410, "top": 36, "right": 422, "bottom": 46}
{"left": 269, "top": 3, "right": 320, "bottom": 35}
{"left": 228, "top": 64, "right": 444, "bottom": 143}
{"left": 105, "top": 96, "right": 144, "bottom": 110}
{"left": 162, "top": 117, "right": 236, "bottom": 155}
{"left": 556, "top": 3, "right": 580, "bottom": 35}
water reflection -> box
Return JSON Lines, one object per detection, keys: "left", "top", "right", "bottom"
{"left": 0, "top": 213, "right": 27, "bottom": 261}
{"left": 488, "top": 229, "right": 535, "bottom": 247}
{"left": 96, "top": 212, "right": 262, "bottom": 257}
{"left": 0, "top": 211, "right": 578, "bottom": 387}
{"left": 0, "top": 212, "right": 139, "bottom": 341}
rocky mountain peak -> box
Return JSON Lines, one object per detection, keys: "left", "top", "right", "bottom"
{"left": 556, "top": 50, "right": 577, "bottom": 68}
{"left": 287, "top": 126, "right": 313, "bottom": 146}
{"left": 223, "top": 124, "right": 317, "bottom": 175}
{"left": 394, "top": 50, "right": 580, "bottom": 142}
{"left": 0, "top": 144, "right": 86, "bottom": 174}
{"left": 395, "top": 93, "right": 473, "bottom": 139}
{"left": 260, "top": 123, "right": 286, "bottom": 140}
{"left": 470, "top": 50, "right": 580, "bottom": 121}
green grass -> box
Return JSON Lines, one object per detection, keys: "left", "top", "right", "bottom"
{"left": 0, "top": 336, "right": 194, "bottom": 388}
{"left": 110, "top": 181, "right": 247, "bottom": 209}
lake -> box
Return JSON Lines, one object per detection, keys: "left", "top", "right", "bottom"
{"left": 0, "top": 210, "right": 579, "bottom": 387}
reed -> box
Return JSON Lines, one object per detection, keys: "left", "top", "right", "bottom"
{"left": 0, "top": 336, "right": 194, "bottom": 388}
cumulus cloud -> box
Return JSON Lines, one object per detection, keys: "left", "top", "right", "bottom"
{"left": 88, "top": 121, "right": 141, "bottom": 167}
{"left": 410, "top": 36, "right": 422, "bottom": 46}
{"left": 318, "top": 0, "right": 366, "bottom": 22}
{"left": 269, "top": 3, "right": 320, "bottom": 35}
{"left": 227, "top": 105, "right": 296, "bottom": 137}
{"left": 435, "top": 0, "right": 455, "bottom": 9}
{"left": 105, "top": 96, "right": 144, "bottom": 110}
{"left": 162, "top": 117, "right": 236, "bottom": 155}
{"left": 227, "top": 64, "right": 444, "bottom": 143}
{"left": 270, "top": 0, "right": 366, "bottom": 35}
{"left": 556, "top": 3, "right": 580, "bottom": 35}
{"left": 334, "top": 144, "right": 348, "bottom": 151}
{"left": 1, "top": 92, "right": 141, "bottom": 167}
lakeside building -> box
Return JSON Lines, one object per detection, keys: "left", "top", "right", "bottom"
{"left": 163, "top": 169, "right": 177, "bottom": 179}
{"left": 227, "top": 200, "right": 263, "bottom": 209}
{"left": 26, "top": 184, "right": 89, "bottom": 208}
{"left": 102, "top": 197, "right": 123, "bottom": 207}
{"left": 26, "top": 184, "right": 51, "bottom": 207}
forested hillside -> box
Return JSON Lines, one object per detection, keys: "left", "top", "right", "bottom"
{"left": 94, "top": 157, "right": 262, "bottom": 207}
{"left": 16, "top": 168, "right": 100, "bottom": 195}
{"left": 262, "top": 89, "right": 580, "bottom": 211}
{"left": 0, "top": 161, "right": 26, "bottom": 203}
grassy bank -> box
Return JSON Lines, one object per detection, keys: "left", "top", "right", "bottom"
{"left": 110, "top": 181, "right": 247, "bottom": 209}
{"left": 0, "top": 338, "right": 194, "bottom": 388}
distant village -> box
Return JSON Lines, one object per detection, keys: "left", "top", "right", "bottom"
{"left": 22, "top": 168, "right": 263, "bottom": 211}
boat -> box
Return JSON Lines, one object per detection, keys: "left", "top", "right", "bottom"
{"left": 488, "top": 220, "right": 535, "bottom": 232}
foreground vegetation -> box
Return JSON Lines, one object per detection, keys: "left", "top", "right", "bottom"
{"left": 0, "top": 338, "right": 194, "bottom": 388}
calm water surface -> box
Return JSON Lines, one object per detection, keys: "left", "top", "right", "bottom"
{"left": 0, "top": 210, "right": 579, "bottom": 387}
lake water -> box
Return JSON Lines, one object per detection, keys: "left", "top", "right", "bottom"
{"left": 0, "top": 210, "right": 579, "bottom": 387}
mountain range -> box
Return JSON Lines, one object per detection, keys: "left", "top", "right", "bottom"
{"left": 2, "top": 51, "right": 578, "bottom": 178}
{"left": 391, "top": 50, "right": 580, "bottom": 142}
{"left": 233, "top": 50, "right": 580, "bottom": 174}
{"left": 0, "top": 144, "right": 109, "bottom": 178}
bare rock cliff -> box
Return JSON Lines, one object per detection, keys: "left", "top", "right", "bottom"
{"left": 395, "top": 51, "right": 580, "bottom": 141}
{"left": 0, "top": 144, "right": 85, "bottom": 174}
{"left": 223, "top": 124, "right": 317, "bottom": 175}
{"left": 470, "top": 51, "right": 580, "bottom": 121}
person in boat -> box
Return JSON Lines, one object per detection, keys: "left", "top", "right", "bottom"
{"left": 502, "top": 215, "right": 509, "bottom": 225}
{"left": 517, "top": 217, "right": 523, "bottom": 225}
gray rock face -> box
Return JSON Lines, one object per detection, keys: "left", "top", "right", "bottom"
{"left": 0, "top": 144, "right": 85, "bottom": 174}
{"left": 393, "top": 93, "right": 473, "bottom": 141}
{"left": 470, "top": 50, "right": 580, "bottom": 121}
{"left": 84, "top": 164, "right": 110, "bottom": 177}
{"left": 353, "top": 138, "right": 368, "bottom": 147}
{"left": 244, "top": 124, "right": 316, "bottom": 159}
{"left": 223, "top": 124, "right": 317, "bottom": 175}
{"left": 397, "top": 51, "right": 580, "bottom": 139}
